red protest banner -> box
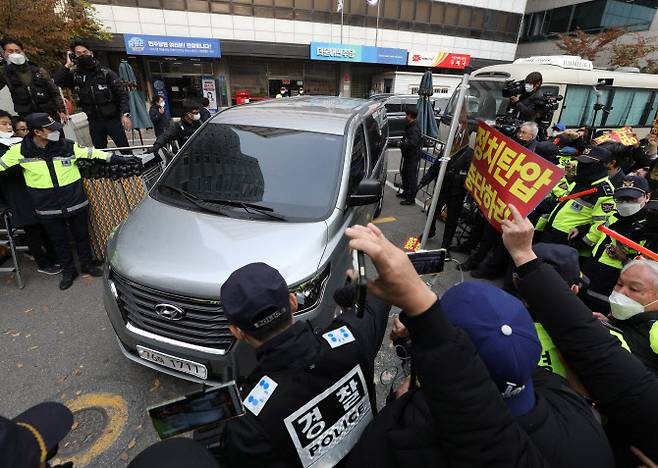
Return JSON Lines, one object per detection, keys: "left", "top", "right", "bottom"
{"left": 593, "top": 126, "right": 639, "bottom": 146}
{"left": 465, "top": 121, "right": 565, "bottom": 231}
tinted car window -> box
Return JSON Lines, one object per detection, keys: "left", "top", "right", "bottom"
{"left": 155, "top": 123, "right": 344, "bottom": 221}
{"left": 350, "top": 126, "right": 367, "bottom": 193}
{"left": 366, "top": 115, "right": 385, "bottom": 163}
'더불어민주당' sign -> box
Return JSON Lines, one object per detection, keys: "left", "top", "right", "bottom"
{"left": 465, "top": 121, "right": 565, "bottom": 231}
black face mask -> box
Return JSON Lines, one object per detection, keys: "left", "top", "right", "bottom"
{"left": 77, "top": 55, "right": 95, "bottom": 69}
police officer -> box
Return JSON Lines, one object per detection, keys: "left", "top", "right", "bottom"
{"left": 54, "top": 40, "right": 131, "bottom": 150}
{"left": 581, "top": 176, "right": 653, "bottom": 311}
{"left": 0, "top": 113, "right": 128, "bottom": 290}
{"left": 151, "top": 99, "right": 201, "bottom": 154}
{"left": 221, "top": 262, "right": 390, "bottom": 467}
{"left": 0, "top": 38, "right": 67, "bottom": 121}
{"left": 537, "top": 146, "right": 615, "bottom": 248}
{"left": 398, "top": 107, "right": 422, "bottom": 206}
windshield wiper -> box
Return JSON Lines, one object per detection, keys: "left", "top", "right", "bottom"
{"left": 158, "top": 184, "right": 229, "bottom": 217}
{"left": 159, "top": 185, "right": 286, "bottom": 221}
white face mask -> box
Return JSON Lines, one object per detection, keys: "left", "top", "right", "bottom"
{"left": 46, "top": 130, "right": 60, "bottom": 142}
{"left": 616, "top": 202, "right": 643, "bottom": 217}
{"left": 7, "top": 53, "right": 26, "bottom": 66}
{"left": 524, "top": 83, "right": 534, "bottom": 93}
{"left": 191, "top": 113, "right": 201, "bottom": 121}
{"left": 0, "top": 130, "right": 13, "bottom": 139}
{"left": 609, "top": 290, "right": 658, "bottom": 320}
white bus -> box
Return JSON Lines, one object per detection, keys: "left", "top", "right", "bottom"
{"left": 439, "top": 55, "right": 658, "bottom": 142}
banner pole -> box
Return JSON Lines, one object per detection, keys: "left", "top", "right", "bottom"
{"left": 420, "top": 69, "right": 471, "bottom": 250}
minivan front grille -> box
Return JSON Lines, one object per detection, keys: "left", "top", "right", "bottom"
{"left": 110, "top": 272, "right": 235, "bottom": 352}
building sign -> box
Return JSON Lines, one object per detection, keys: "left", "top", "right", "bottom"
{"left": 465, "top": 121, "right": 564, "bottom": 232}
{"left": 407, "top": 50, "right": 470, "bottom": 69}
{"left": 124, "top": 34, "right": 221, "bottom": 58}
{"left": 310, "top": 42, "right": 407, "bottom": 65}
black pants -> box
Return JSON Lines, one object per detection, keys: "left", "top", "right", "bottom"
{"left": 41, "top": 209, "right": 93, "bottom": 277}
{"left": 89, "top": 117, "right": 129, "bottom": 150}
{"left": 23, "top": 224, "right": 57, "bottom": 269}
{"left": 401, "top": 154, "right": 419, "bottom": 201}
{"left": 428, "top": 190, "right": 465, "bottom": 248}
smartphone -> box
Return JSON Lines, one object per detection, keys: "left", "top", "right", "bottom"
{"left": 147, "top": 381, "right": 245, "bottom": 440}
{"left": 407, "top": 249, "right": 447, "bottom": 276}
{"left": 352, "top": 249, "right": 367, "bottom": 318}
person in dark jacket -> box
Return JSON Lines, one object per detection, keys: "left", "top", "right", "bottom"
{"left": 0, "top": 38, "right": 67, "bottom": 122}
{"left": 11, "top": 115, "right": 28, "bottom": 138}
{"left": 221, "top": 262, "right": 391, "bottom": 468}
{"left": 416, "top": 145, "right": 472, "bottom": 248}
{"left": 199, "top": 97, "right": 212, "bottom": 123}
{"left": 508, "top": 71, "right": 544, "bottom": 123}
{"left": 502, "top": 203, "right": 658, "bottom": 466}
{"left": 152, "top": 100, "right": 201, "bottom": 153}
{"left": 345, "top": 223, "right": 551, "bottom": 467}
{"left": 54, "top": 40, "right": 131, "bottom": 150}
{"left": 148, "top": 95, "right": 170, "bottom": 138}
{"left": 0, "top": 109, "right": 59, "bottom": 275}
{"left": 398, "top": 108, "right": 422, "bottom": 206}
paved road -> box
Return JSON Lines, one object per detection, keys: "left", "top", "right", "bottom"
{"left": 0, "top": 148, "right": 475, "bottom": 466}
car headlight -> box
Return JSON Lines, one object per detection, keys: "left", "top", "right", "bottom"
{"left": 290, "top": 264, "right": 331, "bottom": 314}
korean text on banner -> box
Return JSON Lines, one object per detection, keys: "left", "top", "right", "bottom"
{"left": 465, "top": 121, "right": 565, "bottom": 231}
{"left": 593, "top": 126, "right": 639, "bottom": 146}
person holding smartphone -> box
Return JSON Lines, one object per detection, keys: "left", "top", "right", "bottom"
{"left": 220, "top": 262, "right": 391, "bottom": 468}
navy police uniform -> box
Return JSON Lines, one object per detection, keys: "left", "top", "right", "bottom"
{"left": 220, "top": 263, "right": 391, "bottom": 468}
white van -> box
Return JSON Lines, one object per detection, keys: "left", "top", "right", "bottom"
{"left": 439, "top": 55, "right": 658, "bottom": 142}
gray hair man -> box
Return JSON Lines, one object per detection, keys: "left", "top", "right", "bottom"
{"left": 516, "top": 121, "right": 538, "bottom": 152}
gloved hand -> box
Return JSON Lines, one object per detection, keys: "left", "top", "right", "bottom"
{"left": 151, "top": 144, "right": 162, "bottom": 155}
{"left": 110, "top": 155, "right": 140, "bottom": 165}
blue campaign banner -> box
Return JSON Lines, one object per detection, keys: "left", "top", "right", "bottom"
{"left": 124, "top": 34, "right": 221, "bottom": 58}
{"left": 310, "top": 42, "right": 406, "bottom": 65}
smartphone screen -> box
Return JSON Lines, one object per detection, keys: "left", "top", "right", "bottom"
{"left": 147, "top": 381, "right": 245, "bottom": 440}
{"left": 407, "top": 249, "right": 447, "bottom": 276}
{"left": 352, "top": 250, "right": 367, "bottom": 317}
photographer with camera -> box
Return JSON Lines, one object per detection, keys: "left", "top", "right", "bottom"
{"left": 220, "top": 262, "right": 391, "bottom": 467}
{"left": 54, "top": 40, "right": 131, "bottom": 150}
{"left": 507, "top": 72, "right": 544, "bottom": 123}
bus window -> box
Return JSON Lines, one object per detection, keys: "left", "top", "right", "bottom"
{"left": 644, "top": 92, "right": 658, "bottom": 127}
{"left": 444, "top": 80, "right": 506, "bottom": 121}
{"left": 604, "top": 89, "right": 653, "bottom": 127}
{"left": 560, "top": 85, "right": 610, "bottom": 127}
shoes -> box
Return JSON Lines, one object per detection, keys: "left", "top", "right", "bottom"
{"left": 24, "top": 253, "right": 36, "bottom": 262}
{"left": 470, "top": 269, "right": 502, "bottom": 279}
{"left": 81, "top": 265, "right": 103, "bottom": 277}
{"left": 400, "top": 199, "right": 414, "bottom": 206}
{"left": 396, "top": 192, "right": 406, "bottom": 198}
{"left": 37, "top": 265, "right": 63, "bottom": 275}
{"left": 59, "top": 273, "right": 78, "bottom": 290}
{"left": 458, "top": 258, "right": 479, "bottom": 271}
{"left": 451, "top": 244, "right": 473, "bottom": 254}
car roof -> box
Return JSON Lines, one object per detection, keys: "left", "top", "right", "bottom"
{"left": 212, "top": 96, "right": 378, "bottom": 135}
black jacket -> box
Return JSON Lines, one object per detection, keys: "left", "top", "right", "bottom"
{"left": 418, "top": 146, "right": 472, "bottom": 195}
{"left": 153, "top": 119, "right": 201, "bottom": 151}
{"left": 510, "top": 90, "right": 544, "bottom": 122}
{"left": 200, "top": 107, "right": 212, "bottom": 123}
{"left": 0, "top": 141, "right": 39, "bottom": 227}
{"left": 613, "top": 313, "right": 658, "bottom": 374}
{"left": 399, "top": 120, "right": 422, "bottom": 160}
{"left": 223, "top": 297, "right": 391, "bottom": 468}
{"left": 347, "top": 301, "right": 613, "bottom": 468}
{"left": 609, "top": 168, "right": 625, "bottom": 189}
{"left": 0, "top": 62, "right": 64, "bottom": 117}
{"left": 148, "top": 105, "right": 171, "bottom": 138}
{"left": 517, "top": 259, "right": 658, "bottom": 463}
{"left": 54, "top": 63, "right": 129, "bottom": 120}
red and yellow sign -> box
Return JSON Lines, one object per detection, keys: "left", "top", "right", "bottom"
{"left": 465, "top": 122, "right": 565, "bottom": 231}
{"left": 407, "top": 50, "right": 470, "bottom": 69}
{"left": 651, "top": 118, "right": 658, "bottom": 136}
{"left": 593, "top": 126, "right": 640, "bottom": 146}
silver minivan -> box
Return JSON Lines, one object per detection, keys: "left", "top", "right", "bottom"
{"left": 103, "top": 97, "right": 388, "bottom": 384}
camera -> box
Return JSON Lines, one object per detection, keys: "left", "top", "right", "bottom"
{"left": 494, "top": 114, "right": 522, "bottom": 137}
{"left": 537, "top": 92, "right": 564, "bottom": 128}
{"left": 502, "top": 79, "right": 526, "bottom": 98}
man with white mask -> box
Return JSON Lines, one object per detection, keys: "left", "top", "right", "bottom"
{"left": 508, "top": 71, "right": 544, "bottom": 123}
{"left": 581, "top": 176, "right": 655, "bottom": 312}
{"left": 0, "top": 109, "right": 60, "bottom": 275}
{"left": 0, "top": 38, "right": 67, "bottom": 122}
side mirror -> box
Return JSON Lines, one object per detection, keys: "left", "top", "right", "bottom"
{"left": 349, "top": 178, "right": 382, "bottom": 207}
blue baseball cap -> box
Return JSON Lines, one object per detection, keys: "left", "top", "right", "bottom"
{"left": 440, "top": 282, "right": 541, "bottom": 416}
{"left": 220, "top": 263, "right": 291, "bottom": 333}
{"left": 552, "top": 122, "right": 566, "bottom": 132}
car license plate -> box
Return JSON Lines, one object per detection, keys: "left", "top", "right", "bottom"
{"left": 137, "top": 346, "right": 208, "bottom": 380}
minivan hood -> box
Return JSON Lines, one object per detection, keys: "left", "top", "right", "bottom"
{"left": 108, "top": 197, "right": 329, "bottom": 298}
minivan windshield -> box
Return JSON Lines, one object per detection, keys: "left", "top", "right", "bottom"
{"left": 154, "top": 123, "right": 344, "bottom": 222}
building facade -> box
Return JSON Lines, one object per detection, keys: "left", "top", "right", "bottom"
{"left": 88, "top": 0, "right": 528, "bottom": 109}
{"left": 517, "top": 0, "right": 658, "bottom": 67}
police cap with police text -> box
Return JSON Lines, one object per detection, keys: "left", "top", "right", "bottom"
{"left": 576, "top": 146, "right": 612, "bottom": 164}
{"left": 25, "top": 113, "right": 63, "bottom": 132}
{"left": 614, "top": 175, "right": 650, "bottom": 200}
{"left": 220, "top": 262, "right": 292, "bottom": 333}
